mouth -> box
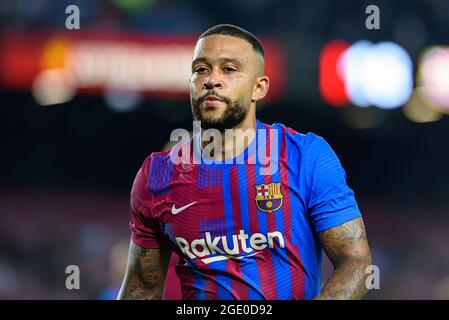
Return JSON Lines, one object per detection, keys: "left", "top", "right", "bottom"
{"left": 202, "top": 96, "right": 224, "bottom": 109}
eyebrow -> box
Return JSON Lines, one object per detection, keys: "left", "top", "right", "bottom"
{"left": 191, "top": 57, "right": 243, "bottom": 68}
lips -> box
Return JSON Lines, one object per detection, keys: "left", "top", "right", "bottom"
{"left": 202, "top": 96, "right": 223, "bottom": 108}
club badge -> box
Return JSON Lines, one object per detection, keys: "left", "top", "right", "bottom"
{"left": 255, "top": 183, "right": 283, "bottom": 213}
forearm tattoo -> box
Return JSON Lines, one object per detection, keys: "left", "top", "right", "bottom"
{"left": 315, "top": 218, "right": 372, "bottom": 300}
{"left": 117, "top": 241, "right": 169, "bottom": 300}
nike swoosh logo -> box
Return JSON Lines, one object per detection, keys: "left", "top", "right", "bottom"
{"left": 171, "top": 201, "right": 197, "bottom": 215}
{"left": 201, "top": 251, "right": 261, "bottom": 264}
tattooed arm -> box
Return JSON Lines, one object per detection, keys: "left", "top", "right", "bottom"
{"left": 117, "top": 239, "right": 171, "bottom": 300}
{"left": 314, "top": 217, "right": 372, "bottom": 300}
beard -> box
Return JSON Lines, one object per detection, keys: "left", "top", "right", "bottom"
{"left": 191, "top": 92, "right": 249, "bottom": 132}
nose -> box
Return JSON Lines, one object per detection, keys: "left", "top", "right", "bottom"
{"left": 203, "top": 68, "right": 222, "bottom": 90}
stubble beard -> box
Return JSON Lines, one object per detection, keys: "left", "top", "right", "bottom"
{"left": 191, "top": 94, "right": 249, "bottom": 132}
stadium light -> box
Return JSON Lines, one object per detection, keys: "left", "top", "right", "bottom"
{"left": 319, "top": 39, "right": 350, "bottom": 107}
{"left": 340, "top": 41, "right": 413, "bottom": 109}
{"left": 417, "top": 46, "right": 449, "bottom": 113}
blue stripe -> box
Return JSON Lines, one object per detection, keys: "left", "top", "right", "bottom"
{"left": 159, "top": 156, "right": 165, "bottom": 191}
{"left": 163, "top": 158, "right": 170, "bottom": 188}
{"left": 254, "top": 135, "right": 270, "bottom": 298}
{"left": 222, "top": 168, "right": 235, "bottom": 238}
{"left": 269, "top": 130, "right": 292, "bottom": 299}
{"left": 148, "top": 157, "right": 155, "bottom": 191}
{"left": 214, "top": 261, "right": 235, "bottom": 300}
{"left": 149, "top": 156, "right": 173, "bottom": 195}
{"left": 237, "top": 164, "right": 264, "bottom": 299}
{"left": 161, "top": 157, "right": 167, "bottom": 189}
{"left": 164, "top": 157, "right": 174, "bottom": 193}
{"left": 152, "top": 156, "right": 160, "bottom": 192}
{"left": 155, "top": 156, "right": 162, "bottom": 193}
{"left": 192, "top": 268, "right": 207, "bottom": 300}
{"left": 216, "top": 167, "right": 234, "bottom": 299}
{"left": 167, "top": 160, "right": 174, "bottom": 189}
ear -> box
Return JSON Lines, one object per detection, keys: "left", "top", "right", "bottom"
{"left": 252, "top": 75, "right": 270, "bottom": 102}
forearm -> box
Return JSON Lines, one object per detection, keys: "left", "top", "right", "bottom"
{"left": 117, "top": 240, "right": 169, "bottom": 300}
{"left": 314, "top": 257, "right": 371, "bottom": 300}
{"left": 316, "top": 218, "right": 372, "bottom": 300}
{"left": 117, "top": 272, "right": 164, "bottom": 300}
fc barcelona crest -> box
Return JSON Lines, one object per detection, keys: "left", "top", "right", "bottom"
{"left": 255, "top": 183, "right": 283, "bottom": 213}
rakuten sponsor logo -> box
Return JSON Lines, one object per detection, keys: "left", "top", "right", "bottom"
{"left": 175, "top": 230, "right": 285, "bottom": 264}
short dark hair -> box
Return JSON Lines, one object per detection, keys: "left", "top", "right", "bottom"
{"left": 198, "top": 24, "right": 264, "bottom": 58}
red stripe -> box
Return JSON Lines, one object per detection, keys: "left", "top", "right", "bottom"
{"left": 280, "top": 131, "right": 305, "bottom": 299}
{"left": 204, "top": 271, "right": 218, "bottom": 300}
{"left": 245, "top": 158, "right": 273, "bottom": 299}
{"left": 178, "top": 258, "right": 197, "bottom": 300}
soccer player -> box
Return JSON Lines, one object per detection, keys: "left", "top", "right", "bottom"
{"left": 117, "top": 24, "right": 372, "bottom": 300}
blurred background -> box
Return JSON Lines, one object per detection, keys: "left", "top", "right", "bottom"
{"left": 1, "top": 0, "right": 449, "bottom": 299}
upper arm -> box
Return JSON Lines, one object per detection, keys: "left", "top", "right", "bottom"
{"left": 117, "top": 239, "right": 170, "bottom": 300}
{"left": 318, "top": 217, "right": 371, "bottom": 267}
{"left": 305, "top": 135, "right": 362, "bottom": 233}
{"left": 119, "top": 156, "right": 171, "bottom": 299}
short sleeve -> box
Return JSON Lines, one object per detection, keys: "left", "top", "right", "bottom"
{"left": 129, "top": 156, "right": 166, "bottom": 249}
{"left": 305, "top": 134, "right": 362, "bottom": 233}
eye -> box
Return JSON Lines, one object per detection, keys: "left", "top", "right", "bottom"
{"left": 224, "top": 66, "right": 237, "bottom": 72}
{"left": 195, "top": 66, "right": 208, "bottom": 74}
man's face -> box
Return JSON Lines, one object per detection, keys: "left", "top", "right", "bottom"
{"left": 190, "top": 35, "right": 261, "bottom": 131}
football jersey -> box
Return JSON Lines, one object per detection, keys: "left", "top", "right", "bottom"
{"left": 129, "top": 119, "right": 362, "bottom": 300}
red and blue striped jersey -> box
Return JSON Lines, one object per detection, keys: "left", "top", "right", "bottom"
{"left": 129, "top": 120, "right": 362, "bottom": 300}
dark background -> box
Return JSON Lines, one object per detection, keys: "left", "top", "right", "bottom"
{"left": 1, "top": 0, "right": 449, "bottom": 299}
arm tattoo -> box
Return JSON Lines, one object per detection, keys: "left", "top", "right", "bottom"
{"left": 315, "top": 217, "right": 372, "bottom": 300}
{"left": 117, "top": 240, "right": 170, "bottom": 300}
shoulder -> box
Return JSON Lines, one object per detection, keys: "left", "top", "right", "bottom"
{"left": 138, "top": 149, "right": 174, "bottom": 182}
{"left": 265, "top": 121, "right": 326, "bottom": 151}
{"left": 130, "top": 149, "right": 174, "bottom": 211}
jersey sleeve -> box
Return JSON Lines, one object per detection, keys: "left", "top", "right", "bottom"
{"left": 304, "top": 134, "right": 362, "bottom": 233}
{"left": 129, "top": 155, "right": 166, "bottom": 249}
